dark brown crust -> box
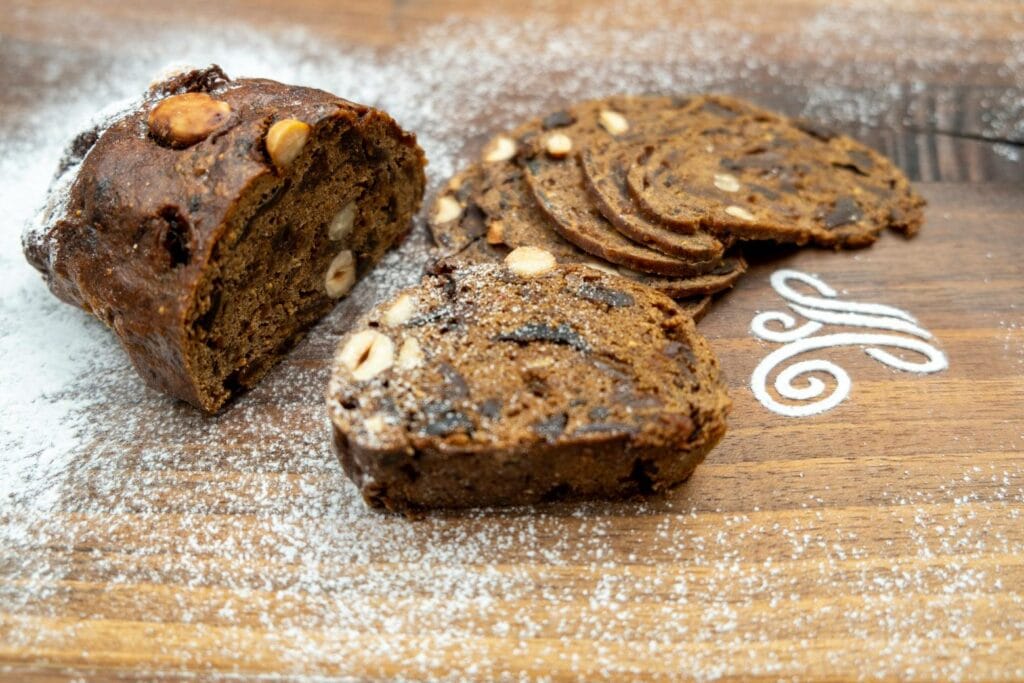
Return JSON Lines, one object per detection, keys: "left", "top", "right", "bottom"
{"left": 24, "top": 66, "right": 426, "bottom": 412}
{"left": 429, "top": 161, "right": 746, "bottom": 298}
{"left": 326, "top": 262, "right": 731, "bottom": 512}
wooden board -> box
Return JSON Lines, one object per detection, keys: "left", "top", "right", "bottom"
{"left": 1, "top": 1, "right": 1022, "bottom": 681}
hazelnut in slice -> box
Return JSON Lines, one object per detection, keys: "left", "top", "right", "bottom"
{"left": 713, "top": 173, "right": 741, "bottom": 193}
{"left": 482, "top": 135, "right": 517, "bottom": 162}
{"left": 329, "top": 201, "right": 357, "bottom": 242}
{"left": 505, "top": 246, "right": 556, "bottom": 278}
{"left": 148, "top": 93, "right": 231, "bottom": 148}
{"left": 432, "top": 195, "right": 463, "bottom": 224}
{"left": 725, "top": 205, "right": 756, "bottom": 222}
{"left": 397, "top": 337, "right": 424, "bottom": 369}
{"left": 383, "top": 293, "right": 417, "bottom": 327}
{"left": 266, "top": 118, "right": 311, "bottom": 169}
{"left": 325, "top": 249, "right": 357, "bottom": 298}
{"left": 544, "top": 133, "right": 573, "bottom": 159}
{"left": 339, "top": 330, "right": 394, "bottom": 381}
{"left": 598, "top": 109, "right": 629, "bottom": 136}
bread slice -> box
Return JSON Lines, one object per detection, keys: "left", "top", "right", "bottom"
{"left": 327, "top": 248, "right": 731, "bottom": 512}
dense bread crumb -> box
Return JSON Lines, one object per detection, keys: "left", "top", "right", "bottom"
{"left": 23, "top": 66, "right": 426, "bottom": 412}
{"left": 327, "top": 259, "right": 731, "bottom": 512}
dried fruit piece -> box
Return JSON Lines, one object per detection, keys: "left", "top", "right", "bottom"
{"left": 505, "top": 246, "right": 556, "bottom": 278}
{"left": 325, "top": 249, "right": 357, "bottom": 298}
{"left": 495, "top": 322, "right": 589, "bottom": 352}
{"left": 823, "top": 197, "right": 864, "bottom": 229}
{"left": 339, "top": 329, "right": 394, "bottom": 381}
{"left": 266, "top": 118, "right": 311, "bottom": 169}
{"left": 148, "top": 92, "right": 231, "bottom": 148}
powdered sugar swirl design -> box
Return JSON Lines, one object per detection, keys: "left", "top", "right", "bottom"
{"left": 750, "top": 269, "right": 947, "bottom": 417}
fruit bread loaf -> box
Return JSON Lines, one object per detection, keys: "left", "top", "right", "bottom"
{"left": 326, "top": 246, "right": 731, "bottom": 512}
{"left": 24, "top": 66, "right": 426, "bottom": 413}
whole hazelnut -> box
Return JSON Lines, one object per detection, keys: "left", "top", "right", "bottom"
{"left": 148, "top": 93, "right": 231, "bottom": 148}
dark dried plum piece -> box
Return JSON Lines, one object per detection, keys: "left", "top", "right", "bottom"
{"left": 663, "top": 340, "right": 697, "bottom": 364}
{"left": 494, "top": 322, "right": 589, "bottom": 352}
{"left": 572, "top": 282, "right": 635, "bottom": 308}
{"left": 424, "top": 413, "right": 474, "bottom": 436}
{"left": 438, "top": 362, "right": 470, "bottom": 398}
{"left": 542, "top": 110, "right": 576, "bottom": 129}
{"left": 479, "top": 398, "right": 502, "bottom": 420}
{"left": 532, "top": 413, "right": 568, "bottom": 442}
{"left": 421, "top": 399, "right": 474, "bottom": 436}
{"left": 823, "top": 197, "right": 864, "bottom": 229}
{"left": 794, "top": 118, "right": 837, "bottom": 141}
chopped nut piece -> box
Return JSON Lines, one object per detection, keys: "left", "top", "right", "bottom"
{"left": 364, "top": 414, "right": 387, "bottom": 433}
{"left": 383, "top": 293, "right": 417, "bottom": 327}
{"left": 328, "top": 201, "right": 357, "bottom": 241}
{"left": 725, "top": 205, "right": 756, "bottom": 222}
{"left": 339, "top": 329, "right": 394, "bottom": 381}
{"left": 397, "top": 337, "right": 424, "bottom": 369}
{"left": 486, "top": 219, "right": 505, "bottom": 245}
{"left": 505, "top": 246, "right": 556, "bottom": 278}
{"left": 432, "top": 195, "right": 462, "bottom": 224}
{"left": 148, "top": 93, "right": 231, "bottom": 148}
{"left": 266, "top": 118, "right": 311, "bottom": 168}
{"left": 545, "top": 132, "right": 573, "bottom": 158}
{"left": 713, "top": 173, "right": 741, "bottom": 193}
{"left": 598, "top": 109, "right": 629, "bottom": 135}
{"left": 482, "top": 135, "right": 517, "bottom": 162}
{"left": 325, "top": 249, "right": 357, "bottom": 298}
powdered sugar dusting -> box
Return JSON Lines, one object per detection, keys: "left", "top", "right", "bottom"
{"left": 1, "top": 3, "right": 1022, "bottom": 680}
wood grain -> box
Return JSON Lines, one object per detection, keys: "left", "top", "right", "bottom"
{"left": 1, "top": 0, "right": 1022, "bottom": 681}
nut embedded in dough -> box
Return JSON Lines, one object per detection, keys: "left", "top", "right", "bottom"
{"left": 397, "top": 337, "right": 424, "bottom": 369}
{"left": 339, "top": 329, "right": 395, "bottom": 381}
{"left": 383, "top": 294, "right": 417, "bottom": 327}
{"left": 325, "top": 249, "right": 357, "bottom": 298}
{"left": 266, "top": 118, "right": 311, "bottom": 169}
{"left": 544, "top": 132, "right": 573, "bottom": 159}
{"left": 725, "top": 205, "right": 756, "bottom": 222}
{"left": 483, "top": 135, "right": 517, "bottom": 162}
{"left": 328, "top": 201, "right": 357, "bottom": 241}
{"left": 505, "top": 246, "right": 556, "bottom": 278}
{"left": 148, "top": 93, "right": 231, "bottom": 148}
{"left": 598, "top": 109, "right": 629, "bottom": 135}
{"left": 432, "top": 195, "right": 463, "bottom": 224}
